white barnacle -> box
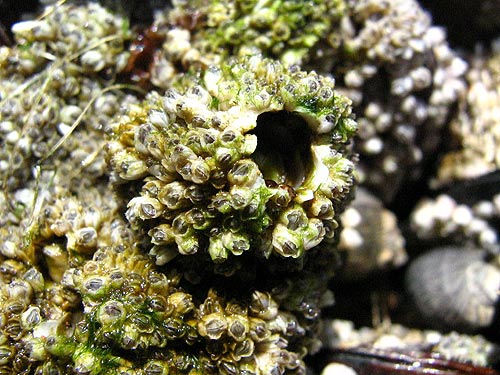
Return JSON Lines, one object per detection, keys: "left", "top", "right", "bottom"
{"left": 198, "top": 312, "right": 228, "bottom": 339}
{"left": 80, "top": 50, "right": 106, "bottom": 72}
{"left": 127, "top": 196, "right": 164, "bottom": 221}
{"left": 250, "top": 291, "right": 278, "bottom": 320}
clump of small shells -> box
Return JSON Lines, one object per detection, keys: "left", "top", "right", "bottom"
{"left": 326, "top": 0, "right": 468, "bottom": 203}
{"left": 0, "top": 2, "right": 134, "bottom": 193}
{"left": 0, "top": 4, "right": 355, "bottom": 374}
{"left": 107, "top": 54, "right": 357, "bottom": 263}
{"left": 0, "top": 180, "right": 132, "bottom": 374}
{"left": 152, "top": 0, "right": 469, "bottom": 204}
{"left": 149, "top": 0, "right": 345, "bottom": 91}
{"left": 111, "top": 0, "right": 470, "bottom": 210}
{"left": 28, "top": 185, "right": 130, "bottom": 270}
{"left": 437, "top": 45, "right": 500, "bottom": 185}
{"left": 0, "top": 261, "right": 39, "bottom": 374}
{"left": 0, "top": 232, "right": 82, "bottom": 374}
{"left": 410, "top": 192, "right": 500, "bottom": 253}
{"left": 18, "top": 242, "right": 316, "bottom": 375}
{"left": 164, "top": 0, "right": 345, "bottom": 67}
{"left": 1, "top": 1, "right": 499, "bottom": 375}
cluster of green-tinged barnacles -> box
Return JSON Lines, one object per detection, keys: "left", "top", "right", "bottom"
{"left": 0, "top": 1, "right": 359, "bottom": 374}
{"left": 1, "top": 1, "right": 500, "bottom": 375}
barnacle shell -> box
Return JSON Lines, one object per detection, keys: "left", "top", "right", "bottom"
{"left": 108, "top": 55, "right": 357, "bottom": 262}
{"left": 405, "top": 246, "right": 500, "bottom": 330}
{"left": 337, "top": 188, "right": 407, "bottom": 279}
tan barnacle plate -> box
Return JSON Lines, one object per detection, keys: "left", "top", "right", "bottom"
{"left": 108, "top": 55, "right": 357, "bottom": 263}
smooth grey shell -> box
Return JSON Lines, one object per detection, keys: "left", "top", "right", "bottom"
{"left": 405, "top": 247, "right": 500, "bottom": 331}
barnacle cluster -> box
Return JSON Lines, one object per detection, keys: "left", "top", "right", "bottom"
{"left": 146, "top": 0, "right": 346, "bottom": 90}
{"left": 0, "top": 7, "right": 135, "bottom": 370}
{"left": 410, "top": 191, "right": 500, "bottom": 252}
{"left": 1, "top": 211, "right": 337, "bottom": 374}
{"left": 0, "top": 2, "right": 134, "bottom": 192}
{"left": 0, "top": 1, "right": 359, "bottom": 374}
{"left": 437, "top": 46, "right": 500, "bottom": 185}
{"left": 57, "top": 244, "right": 310, "bottom": 375}
{"left": 108, "top": 55, "right": 357, "bottom": 263}
{"left": 151, "top": 0, "right": 468, "bottom": 204}
{"left": 164, "top": 0, "right": 345, "bottom": 67}
{"left": 326, "top": 0, "right": 467, "bottom": 202}
{"left": 1, "top": 1, "right": 500, "bottom": 375}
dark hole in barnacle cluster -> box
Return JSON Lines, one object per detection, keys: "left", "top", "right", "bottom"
{"left": 249, "top": 111, "right": 313, "bottom": 189}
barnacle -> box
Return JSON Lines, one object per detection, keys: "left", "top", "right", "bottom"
{"left": 108, "top": 55, "right": 357, "bottom": 263}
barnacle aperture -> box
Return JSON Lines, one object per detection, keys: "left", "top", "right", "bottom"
{"left": 250, "top": 111, "right": 312, "bottom": 188}
{"left": 107, "top": 55, "right": 357, "bottom": 263}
